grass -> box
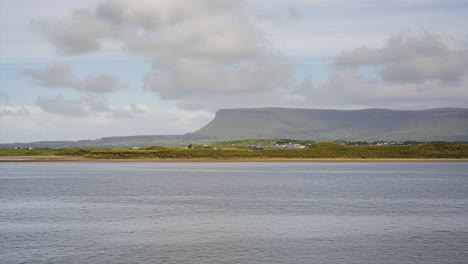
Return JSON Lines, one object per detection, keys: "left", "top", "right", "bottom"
{"left": 190, "top": 139, "right": 313, "bottom": 149}
{"left": 1, "top": 141, "right": 468, "bottom": 160}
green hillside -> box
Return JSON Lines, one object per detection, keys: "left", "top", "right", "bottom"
{"left": 2, "top": 107, "right": 467, "bottom": 149}
{"left": 194, "top": 108, "right": 468, "bottom": 141}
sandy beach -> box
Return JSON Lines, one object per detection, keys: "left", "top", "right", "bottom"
{"left": 1, "top": 156, "right": 468, "bottom": 162}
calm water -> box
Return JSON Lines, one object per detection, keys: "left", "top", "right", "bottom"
{"left": 1, "top": 162, "right": 467, "bottom": 264}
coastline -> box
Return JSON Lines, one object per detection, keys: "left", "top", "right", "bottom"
{"left": 1, "top": 156, "right": 468, "bottom": 162}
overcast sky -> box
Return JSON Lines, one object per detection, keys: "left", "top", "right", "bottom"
{"left": 1, "top": 0, "right": 468, "bottom": 142}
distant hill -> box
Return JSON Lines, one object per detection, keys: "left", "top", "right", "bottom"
{"left": 0, "top": 134, "right": 213, "bottom": 149}
{"left": 2, "top": 107, "right": 467, "bottom": 149}
{"left": 193, "top": 107, "right": 468, "bottom": 141}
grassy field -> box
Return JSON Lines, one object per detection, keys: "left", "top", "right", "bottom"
{"left": 189, "top": 139, "right": 314, "bottom": 149}
{"left": 1, "top": 142, "right": 468, "bottom": 160}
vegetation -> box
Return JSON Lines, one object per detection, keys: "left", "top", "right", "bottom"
{"left": 194, "top": 108, "right": 468, "bottom": 141}
{"left": 189, "top": 139, "right": 313, "bottom": 149}
{"left": 1, "top": 141, "right": 468, "bottom": 160}
{"left": 2, "top": 108, "right": 467, "bottom": 150}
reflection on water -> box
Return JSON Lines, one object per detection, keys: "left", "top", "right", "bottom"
{"left": 1, "top": 162, "right": 467, "bottom": 264}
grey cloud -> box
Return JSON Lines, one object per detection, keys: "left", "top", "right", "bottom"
{"left": 75, "top": 73, "right": 127, "bottom": 93}
{"left": 96, "top": 0, "right": 242, "bottom": 32}
{"left": 336, "top": 31, "right": 468, "bottom": 84}
{"left": 85, "top": 97, "right": 111, "bottom": 113}
{"left": 335, "top": 47, "right": 380, "bottom": 66}
{"left": 107, "top": 104, "right": 147, "bottom": 119}
{"left": 37, "top": 0, "right": 289, "bottom": 107}
{"left": 299, "top": 32, "right": 468, "bottom": 109}
{"left": 144, "top": 57, "right": 290, "bottom": 100}
{"left": 0, "top": 91, "right": 9, "bottom": 100}
{"left": 324, "top": 70, "right": 468, "bottom": 107}
{"left": 22, "top": 63, "right": 75, "bottom": 88}
{"left": 175, "top": 88, "right": 302, "bottom": 111}
{"left": 287, "top": 7, "right": 302, "bottom": 20}
{"left": 38, "top": 9, "right": 108, "bottom": 55}
{"left": 23, "top": 63, "right": 125, "bottom": 94}
{"left": 36, "top": 95, "right": 90, "bottom": 117}
{"left": 122, "top": 14, "right": 263, "bottom": 64}
{"left": 0, "top": 91, "right": 10, "bottom": 107}
{"left": 41, "top": 0, "right": 262, "bottom": 63}
{"left": 35, "top": 94, "right": 147, "bottom": 118}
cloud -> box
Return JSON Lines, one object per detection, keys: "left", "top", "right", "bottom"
{"left": 287, "top": 7, "right": 302, "bottom": 20}
{"left": 23, "top": 63, "right": 126, "bottom": 93}
{"left": 33, "top": 2, "right": 468, "bottom": 112}
{"left": 22, "top": 62, "right": 75, "bottom": 88}
{"left": 143, "top": 57, "right": 290, "bottom": 99}
{"left": 299, "top": 31, "right": 468, "bottom": 109}
{"left": 324, "top": 70, "right": 468, "bottom": 107}
{"left": 0, "top": 103, "right": 214, "bottom": 142}
{"left": 35, "top": 94, "right": 148, "bottom": 118}
{"left": 40, "top": 0, "right": 262, "bottom": 63}
{"left": 34, "top": 94, "right": 182, "bottom": 121}
{"left": 0, "top": 106, "right": 30, "bottom": 117}
{"left": 335, "top": 31, "right": 468, "bottom": 84}
{"left": 0, "top": 91, "right": 9, "bottom": 101}
{"left": 36, "top": 94, "right": 93, "bottom": 117}
{"left": 37, "top": 0, "right": 291, "bottom": 109}
{"left": 39, "top": 9, "right": 108, "bottom": 55}
{"left": 76, "top": 73, "right": 128, "bottom": 93}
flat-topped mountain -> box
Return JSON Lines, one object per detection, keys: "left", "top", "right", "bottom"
{"left": 2, "top": 107, "right": 467, "bottom": 148}
{"left": 193, "top": 107, "right": 468, "bottom": 141}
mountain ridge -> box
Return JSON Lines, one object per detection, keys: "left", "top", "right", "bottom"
{"left": 193, "top": 107, "right": 468, "bottom": 141}
{"left": 1, "top": 107, "right": 467, "bottom": 148}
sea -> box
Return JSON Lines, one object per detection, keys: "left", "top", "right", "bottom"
{"left": 1, "top": 162, "right": 467, "bottom": 264}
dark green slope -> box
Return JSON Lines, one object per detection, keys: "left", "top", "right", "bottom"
{"left": 193, "top": 107, "right": 468, "bottom": 141}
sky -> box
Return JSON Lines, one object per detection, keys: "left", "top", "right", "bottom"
{"left": 1, "top": 0, "right": 468, "bottom": 143}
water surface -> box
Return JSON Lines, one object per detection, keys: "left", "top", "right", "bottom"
{"left": 1, "top": 162, "right": 467, "bottom": 264}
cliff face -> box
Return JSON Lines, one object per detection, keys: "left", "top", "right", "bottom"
{"left": 193, "top": 107, "right": 468, "bottom": 141}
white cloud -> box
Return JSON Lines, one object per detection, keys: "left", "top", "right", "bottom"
{"left": 36, "top": 0, "right": 292, "bottom": 109}
{"left": 0, "top": 105, "right": 30, "bottom": 117}
{"left": 36, "top": 2, "right": 468, "bottom": 111}
{"left": 0, "top": 103, "right": 213, "bottom": 142}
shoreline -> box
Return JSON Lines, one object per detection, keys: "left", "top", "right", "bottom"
{"left": 1, "top": 156, "right": 468, "bottom": 162}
